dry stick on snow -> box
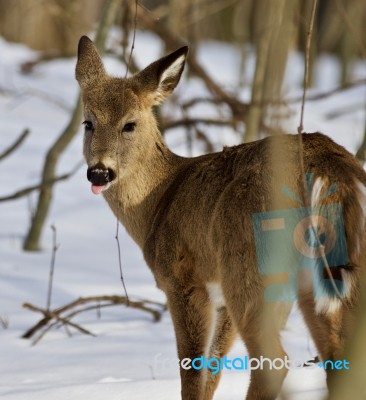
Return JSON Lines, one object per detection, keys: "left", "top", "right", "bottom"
{"left": 0, "top": 161, "right": 83, "bottom": 203}
{"left": 22, "top": 296, "right": 166, "bottom": 345}
{"left": 22, "top": 303, "right": 96, "bottom": 346}
{"left": 0, "top": 129, "right": 30, "bottom": 161}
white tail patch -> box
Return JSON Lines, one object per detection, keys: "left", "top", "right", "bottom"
{"left": 204, "top": 283, "right": 225, "bottom": 368}
{"left": 355, "top": 180, "right": 366, "bottom": 219}
{"left": 206, "top": 282, "right": 226, "bottom": 308}
{"left": 351, "top": 179, "right": 366, "bottom": 258}
{"left": 310, "top": 176, "right": 325, "bottom": 207}
{"left": 315, "top": 297, "right": 341, "bottom": 315}
{"left": 310, "top": 177, "right": 341, "bottom": 315}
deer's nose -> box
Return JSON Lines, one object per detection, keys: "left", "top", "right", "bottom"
{"left": 87, "top": 164, "right": 116, "bottom": 186}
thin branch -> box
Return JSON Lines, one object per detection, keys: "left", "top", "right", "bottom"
{"left": 163, "top": 118, "right": 237, "bottom": 131}
{"left": 46, "top": 225, "right": 59, "bottom": 312}
{"left": 298, "top": 0, "right": 318, "bottom": 136}
{"left": 0, "top": 129, "right": 30, "bottom": 161}
{"left": 125, "top": 0, "right": 138, "bottom": 79}
{"left": 134, "top": 1, "right": 247, "bottom": 119}
{"left": 115, "top": 0, "right": 138, "bottom": 304}
{"left": 297, "top": 0, "right": 319, "bottom": 207}
{"left": 0, "top": 85, "right": 72, "bottom": 111}
{"left": 297, "top": 0, "right": 345, "bottom": 301}
{"left": 289, "top": 79, "right": 366, "bottom": 104}
{"left": 20, "top": 50, "right": 66, "bottom": 74}
{"left": 181, "top": 79, "right": 366, "bottom": 111}
{"left": 0, "top": 161, "right": 83, "bottom": 203}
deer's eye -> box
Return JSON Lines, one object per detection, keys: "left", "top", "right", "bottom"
{"left": 83, "top": 120, "right": 94, "bottom": 131}
{"left": 122, "top": 122, "right": 136, "bottom": 133}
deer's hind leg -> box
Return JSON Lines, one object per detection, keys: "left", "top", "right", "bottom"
{"left": 299, "top": 176, "right": 366, "bottom": 392}
{"left": 298, "top": 289, "right": 351, "bottom": 390}
{"left": 219, "top": 253, "right": 289, "bottom": 400}
{"left": 203, "top": 306, "right": 237, "bottom": 399}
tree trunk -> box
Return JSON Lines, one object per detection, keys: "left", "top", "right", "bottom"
{"left": 0, "top": 0, "right": 104, "bottom": 56}
{"left": 23, "top": 0, "right": 121, "bottom": 251}
{"left": 245, "top": 0, "right": 291, "bottom": 142}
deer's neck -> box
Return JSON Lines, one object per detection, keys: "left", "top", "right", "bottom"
{"left": 103, "top": 136, "right": 183, "bottom": 248}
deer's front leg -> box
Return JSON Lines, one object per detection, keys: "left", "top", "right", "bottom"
{"left": 167, "top": 284, "right": 214, "bottom": 400}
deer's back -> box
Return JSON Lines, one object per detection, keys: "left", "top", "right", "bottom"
{"left": 144, "top": 133, "right": 366, "bottom": 285}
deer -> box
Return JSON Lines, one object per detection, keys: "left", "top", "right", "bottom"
{"left": 75, "top": 35, "right": 366, "bottom": 399}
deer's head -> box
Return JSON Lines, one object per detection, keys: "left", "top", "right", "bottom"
{"left": 75, "top": 36, "right": 188, "bottom": 195}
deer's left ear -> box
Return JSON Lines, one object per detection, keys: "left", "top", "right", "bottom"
{"left": 135, "top": 46, "right": 188, "bottom": 105}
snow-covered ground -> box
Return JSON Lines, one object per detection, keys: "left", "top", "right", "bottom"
{"left": 0, "top": 30, "right": 365, "bottom": 399}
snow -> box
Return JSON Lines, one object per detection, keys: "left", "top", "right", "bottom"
{"left": 0, "top": 30, "right": 365, "bottom": 399}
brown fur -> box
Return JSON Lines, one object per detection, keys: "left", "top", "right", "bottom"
{"left": 76, "top": 36, "right": 366, "bottom": 399}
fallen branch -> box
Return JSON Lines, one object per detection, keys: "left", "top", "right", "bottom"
{"left": 22, "top": 295, "right": 166, "bottom": 345}
{"left": 23, "top": 303, "right": 95, "bottom": 342}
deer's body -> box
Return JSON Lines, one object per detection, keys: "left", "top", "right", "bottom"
{"left": 76, "top": 36, "right": 366, "bottom": 399}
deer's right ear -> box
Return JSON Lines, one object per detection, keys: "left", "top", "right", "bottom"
{"left": 75, "top": 36, "right": 106, "bottom": 89}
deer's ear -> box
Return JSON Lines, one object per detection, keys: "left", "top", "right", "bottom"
{"left": 135, "top": 46, "right": 188, "bottom": 105}
{"left": 75, "top": 36, "right": 106, "bottom": 89}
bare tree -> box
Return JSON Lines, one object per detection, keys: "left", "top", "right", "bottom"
{"left": 23, "top": 0, "right": 121, "bottom": 251}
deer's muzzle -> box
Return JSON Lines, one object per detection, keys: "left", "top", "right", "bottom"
{"left": 87, "top": 163, "right": 116, "bottom": 195}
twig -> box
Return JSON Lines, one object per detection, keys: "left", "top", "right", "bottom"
{"left": 289, "top": 79, "right": 366, "bottom": 104}
{"left": 0, "top": 85, "right": 72, "bottom": 111}
{"left": 46, "top": 225, "right": 59, "bottom": 312}
{"left": 163, "top": 117, "right": 237, "bottom": 131}
{"left": 115, "top": 0, "right": 138, "bottom": 304}
{"left": 0, "top": 129, "right": 30, "bottom": 161}
{"left": 325, "top": 103, "right": 365, "bottom": 120}
{"left": 23, "top": 303, "right": 96, "bottom": 345}
{"left": 297, "top": 0, "right": 318, "bottom": 201}
{"left": 115, "top": 225, "right": 130, "bottom": 304}
{"left": 133, "top": 1, "right": 247, "bottom": 119}
{"left": 0, "top": 161, "right": 83, "bottom": 203}
{"left": 125, "top": 0, "right": 138, "bottom": 79}
{"left": 0, "top": 315, "right": 9, "bottom": 329}
{"left": 297, "top": 0, "right": 344, "bottom": 301}
{"left": 20, "top": 50, "right": 65, "bottom": 74}
{"left": 181, "top": 79, "right": 366, "bottom": 111}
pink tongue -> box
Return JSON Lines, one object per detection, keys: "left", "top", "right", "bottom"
{"left": 91, "top": 184, "right": 106, "bottom": 195}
